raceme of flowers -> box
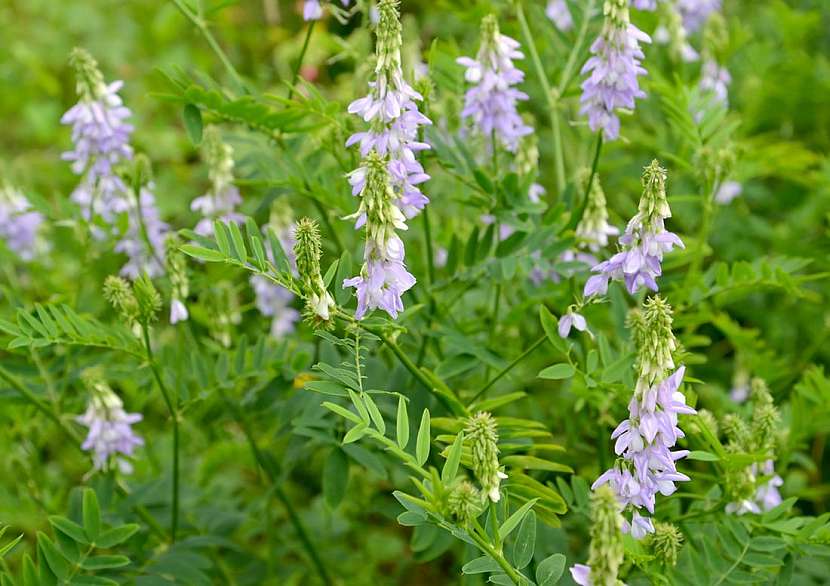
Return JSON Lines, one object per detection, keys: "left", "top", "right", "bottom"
{"left": 76, "top": 376, "right": 143, "bottom": 474}
{"left": 62, "top": 48, "right": 133, "bottom": 225}
{"left": 593, "top": 297, "right": 695, "bottom": 538}
{"left": 346, "top": 0, "right": 432, "bottom": 220}
{"left": 457, "top": 14, "right": 532, "bottom": 152}
{"left": 584, "top": 160, "right": 683, "bottom": 297}
{"left": 63, "top": 49, "right": 169, "bottom": 279}
{"left": 0, "top": 184, "right": 44, "bottom": 260}
{"left": 580, "top": 0, "right": 652, "bottom": 140}
{"left": 344, "top": 153, "right": 415, "bottom": 319}
{"left": 191, "top": 126, "right": 243, "bottom": 235}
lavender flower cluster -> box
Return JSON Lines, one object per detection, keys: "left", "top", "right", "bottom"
{"left": 62, "top": 49, "right": 167, "bottom": 278}
{"left": 0, "top": 184, "right": 44, "bottom": 260}
{"left": 343, "top": 0, "right": 424, "bottom": 319}
{"left": 594, "top": 297, "right": 696, "bottom": 538}
{"left": 457, "top": 15, "right": 532, "bottom": 152}
{"left": 584, "top": 161, "right": 683, "bottom": 297}
{"left": 76, "top": 378, "right": 143, "bottom": 474}
{"left": 580, "top": 0, "right": 651, "bottom": 140}
{"left": 594, "top": 365, "right": 696, "bottom": 537}
{"left": 344, "top": 154, "right": 416, "bottom": 319}
{"left": 346, "top": 0, "right": 431, "bottom": 220}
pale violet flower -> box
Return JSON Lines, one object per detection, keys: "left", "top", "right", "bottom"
{"left": 170, "top": 299, "right": 189, "bottom": 324}
{"left": 715, "top": 180, "right": 742, "bottom": 205}
{"left": 632, "top": 0, "right": 657, "bottom": 9}
{"left": 559, "top": 310, "right": 588, "bottom": 338}
{"left": 546, "top": 0, "right": 574, "bottom": 32}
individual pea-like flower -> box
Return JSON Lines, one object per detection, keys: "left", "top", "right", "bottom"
{"left": 700, "top": 59, "right": 731, "bottom": 106}
{"left": 465, "top": 412, "right": 507, "bottom": 502}
{"left": 302, "top": 0, "right": 350, "bottom": 20}
{"left": 580, "top": 0, "right": 651, "bottom": 140}
{"left": 457, "top": 15, "right": 532, "bottom": 152}
{"left": 346, "top": 0, "right": 432, "bottom": 219}
{"left": 559, "top": 308, "right": 588, "bottom": 338}
{"left": 0, "top": 183, "right": 44, "bottom": 260}
{"left": 76, "top": 373, "right": 143, "bottom": 474}
{"left": 303, "top": 0, "right": 323, "bottom": 20}
{"left": 715, "top": 180, "right": 742, "bottom": 205}
{"left": 584, "top": 161, "right": 683, "bottom": 297}
{"left": 344, "top": 153, "right": 416, "bottom": 319}
{"left": 576, "top": 170, "right": 620, "bottom": 252}
{"left": 191, "top": 126, "right": 243, "bottom": 235}
{"left": 546, "top": 0, "right": 574, "bottom": 32}
{"left": 61, "top": 48, "right": 134, "bottom": 225}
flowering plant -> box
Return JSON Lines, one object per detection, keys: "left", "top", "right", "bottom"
{"left": 0, "top": 1, "right": 828, "bottom": 584}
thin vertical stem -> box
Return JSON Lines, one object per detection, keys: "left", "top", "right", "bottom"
{"left": 514, "top": 0, "right": 564, "bottom": 195}
{"left": 141, "top": 324, "right": 180, "bottom": 543}
{"left": 288, "top": 22, "right": 316, "bottom": 100}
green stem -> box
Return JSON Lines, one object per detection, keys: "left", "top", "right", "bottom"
{"left": 141, "top": 324, "right": 180, "bottom": 543}
{"left": 422, "top": 205, "right": 436, "bottom": 287}
{"left": 170, "top": 0, "right": 246, "bottom": 92}
{"left": 514, "top": 0, "right": 564, "bottom": 194}
{"left": 471, "top": 335, "right": 547, "bottom": 404}
{"left": 288, "top": 22, "right": 316, "bottom": 100}
{"left": 217, "top": 389, "right": 332, "bottom": 585}
{"left": 469, "top": 526, "right": 526, "bottom": 585}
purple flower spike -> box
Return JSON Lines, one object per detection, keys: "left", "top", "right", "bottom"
{"left": 458, "top": 15, "right": 532, "bottom": 152}
{"left": 579, "top": 0, "right": 651, "bottom": 140}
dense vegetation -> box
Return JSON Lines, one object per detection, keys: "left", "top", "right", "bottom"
{"left": 1, "top": 0, "right": 829, "bottom": 584}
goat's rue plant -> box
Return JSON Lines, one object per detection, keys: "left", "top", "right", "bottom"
{"left": 1, "top": 0, "right": 829, "bottom": 584}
